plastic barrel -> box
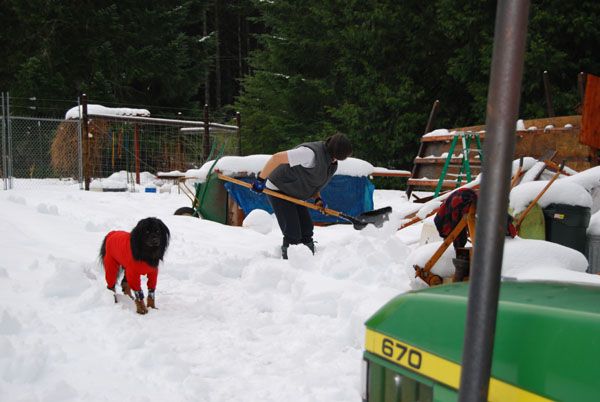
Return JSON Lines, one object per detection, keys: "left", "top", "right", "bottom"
{"left": 542, "top": 203, "right": 591, "bottom": 254}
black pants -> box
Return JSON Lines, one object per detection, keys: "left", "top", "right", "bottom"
{"left": 267, "top": 194, "right": 314, "bottom": 247}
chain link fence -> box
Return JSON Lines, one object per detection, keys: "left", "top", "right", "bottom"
{"left": 2, "top": 116, "right": 81, "bottom": 190}
{"left": 1, "top": 94, "right": 241, "bottom": 191}
{"left": 82, "top": 114, "right": 239, "bottom": 181}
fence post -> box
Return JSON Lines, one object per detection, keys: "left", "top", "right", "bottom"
{"left": 6, "top": 92, "right": 13, "bottom": 189}
{"left": 82, "top": 94, "right": 90, "bottom": 190}
{"left": 236, "top": 111, "right": 241, "bottom": 156}
{"left": 2, "top": 92, "right": 7, "bottom": 190}
{"left": 1, "top": 92, "right": 6, "bottom": 190}
{"left": 543, "top": 70, "right": 555, "bottom": 117}
{"left": 177, "top": 112, "right": 183, "bottom": 172}
{"left": 134, "top": 123, "right": 140, "bottom": 184}
{"left": 203, "top": 104, "right": 210, "bottom": 160}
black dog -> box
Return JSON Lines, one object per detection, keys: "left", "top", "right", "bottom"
{"left": 100, "top": 217, "right": 170, "bottom": 314}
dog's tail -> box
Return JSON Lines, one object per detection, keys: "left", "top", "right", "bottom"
{"left": 99, "top": 235, "right": 107, "bottom": 264}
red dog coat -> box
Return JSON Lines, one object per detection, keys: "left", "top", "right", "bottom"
{"left": 103, "top": 231, "right": 158, "bottom": 291}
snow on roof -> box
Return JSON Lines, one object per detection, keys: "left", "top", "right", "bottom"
{"left": 372, "top": 167, "right": 411, "bottom": 176}
{"left": 423, "top": 119, "right": 576, "bottom": 138}
{"left": 65, "top": 104, "right": 151, "bottom": 120}
{"left": 183, "top": 155, "right": 376, "bottom": 182}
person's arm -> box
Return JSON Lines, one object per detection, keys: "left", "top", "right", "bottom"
{"left": 258, "top": 151, "right": 289, "bottom": 179}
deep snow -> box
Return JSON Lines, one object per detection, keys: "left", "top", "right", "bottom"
{"left": 2, "top": 159, "right": 600, "bottom": 402}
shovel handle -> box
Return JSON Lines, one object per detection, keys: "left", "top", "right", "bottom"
{"left": 510, "top": 156, "right": 524, "bottom": 189}
{"left": 217, "top": 174, "right": 341, "bottom": 217}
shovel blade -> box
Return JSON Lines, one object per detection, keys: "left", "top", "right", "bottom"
{"left": 346, "top": 206, "right": 393, "bottom": 230}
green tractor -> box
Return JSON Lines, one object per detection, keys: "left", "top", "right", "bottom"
{"left": 361, "top": 281, "right": 600, "bottom": 401}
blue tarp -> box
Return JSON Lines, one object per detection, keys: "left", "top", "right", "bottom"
{"left": 224, "top": 175, "right": 375, "bottom": 224}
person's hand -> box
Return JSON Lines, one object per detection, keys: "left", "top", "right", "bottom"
{"left": 251, "top": 176, "right": 266, "bottom": 194}
{"left": 315, "top": 197, "right": 327, "bottom": 213}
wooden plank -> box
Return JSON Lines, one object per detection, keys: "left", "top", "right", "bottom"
{"left": 414, "top": 157, "right": 482, "bottom": 165}
{"left": 371, "top": 171, "right": 411, "bottom": 177}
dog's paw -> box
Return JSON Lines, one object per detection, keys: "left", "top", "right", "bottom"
{"left": 135, "top": 299, "right": 148, "bottom": 315}
{"left": 146, "top": 297, "right": 157, "bottom": 309}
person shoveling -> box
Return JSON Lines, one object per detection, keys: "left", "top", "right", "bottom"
{"left": 220, "top": 133, "right": 390, "bottom": 259}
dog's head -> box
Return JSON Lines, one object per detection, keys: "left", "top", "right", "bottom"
{"left": 130, "top": 217, "right": 170, "bottom": 267}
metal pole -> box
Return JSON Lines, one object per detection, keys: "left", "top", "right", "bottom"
{"left": 1, "top": 92, "right": 6, "bottom": 190}
{"left": 134, "top": 124, "right": 140, "bottom": 185}
{"left": 458, "top": 1, "right": 530, "bottom": 402}
{"left": 77, "top": 96, "right": 83, "bottom": 189}
{"left": 578, "top": 72, "right": 587, "bottom": 106}
{"left": 543, "top": 70, "right": 555, "bottom": 117}
{"left": 236, "top": 111, "right": 242, "bottom": 156}
{"left": 6, "top": 92, "right": 13, "bottom": 189}
{"left": 203, "top": 104, "right": 210, "bottom": 160}
{"left": 82, "top": 94, "right": 90, "bottom": 190}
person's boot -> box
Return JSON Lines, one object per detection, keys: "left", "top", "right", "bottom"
{"left": 452, "top": 247, "right": 471, "bottom": 282}
{"left": 281, "top": 245, "right": 289, "bottom": 260}
{"left": 303, "top": 241, "right": 315, "bottom": 255}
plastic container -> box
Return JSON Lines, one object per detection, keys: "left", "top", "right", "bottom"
{"left": 585, "top": 234, "right": 600, "bottom": 274}
{"left": 542, "top": 203, "right": 591, "bottom": 254}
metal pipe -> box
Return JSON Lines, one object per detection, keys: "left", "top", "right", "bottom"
{"left": 457, "top": 1, "right": 530, "bottom": 402}
{"left": 543, "top": 71, "right": 555, "bottom": 117}
{"left": 203, "top": 104, "right": 210, "bottom": 160}
{"left": 2, "top": 92, "right": 6, "bottom": 190}
{"left": 82, "top": 94, "right": 90, "bottom": 190}
{"left": 7, "top": 92, "right": 13, "bottom": 189}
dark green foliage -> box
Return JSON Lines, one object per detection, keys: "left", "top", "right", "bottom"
{"left": 1, "top": 0, "right": 213, "bottom": 117}
{"left": 2, "top": 0, "right": 599, "bottom": 181}
{"left": 236, "top": 0, "right": 600, "bottom": 178}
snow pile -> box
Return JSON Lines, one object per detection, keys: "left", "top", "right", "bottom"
{"left": 185, "top": 155, "right": 376, "bottom": 182}
{"left": 65, "top": 104, "right": 151, "bottom": 120}
{"left": 3, "top": 160, "right": 600, "bottom": 401}
{"left": 509, "top": 179, "right": 593, "bottom": 215}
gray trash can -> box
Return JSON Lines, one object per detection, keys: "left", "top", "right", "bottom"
{"left": 586, "top": 234, "right": 600, "bottom": 274}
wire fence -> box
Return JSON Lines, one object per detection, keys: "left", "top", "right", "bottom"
{"left": 1, "top": 93, "right": 241, "bottom": 190}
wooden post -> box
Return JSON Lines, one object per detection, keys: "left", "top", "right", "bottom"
{"left": 236, "top": 111, "right": 242, "bottom": 156}
{"left": 543, "top": 70, "right": 555, "bottom": 117}
{"left": 406, "top": 99, "right": 440, "bottom": 199}
{"left": 81, "top": 94, "right": 90, "bottom": 190}
{"left": 177, "top": 112, "right": 183, "bottom": 172}
{"left": 134, "top": 123, "right": 140, "bottom": 184}
{"left": 203, "top": 104, "right": 210, "bottom": 160}
{"left": 424, "top": 99, "right": 440, "bottom": 135}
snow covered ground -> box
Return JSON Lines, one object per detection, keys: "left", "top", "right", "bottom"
{"left": 2, "top": 164, "right": 600, "bottom": 402}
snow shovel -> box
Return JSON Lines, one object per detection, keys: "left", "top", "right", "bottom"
{"left": 218, "top": 174, "right": 391, "bottom": 230}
